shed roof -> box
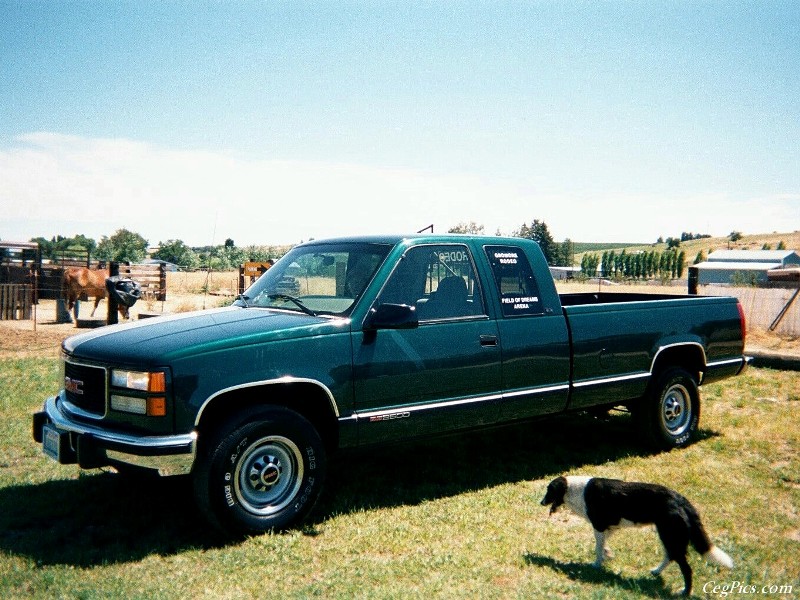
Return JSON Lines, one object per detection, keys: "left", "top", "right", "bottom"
{"left": 707, "top": 249, "right": 800, "bottom": 263}
{"left": 694, "top": 260, "right": 784, "bottom": 271}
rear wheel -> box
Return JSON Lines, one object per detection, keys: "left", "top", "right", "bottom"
{"left": 193, "top": 406, "right": 326, "bottom": 537}
{"left": 635, "top": 368, "right": 700, "bottom": 450}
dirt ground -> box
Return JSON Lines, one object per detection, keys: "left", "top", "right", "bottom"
{"left": 0, "top": 291, "right": 232, "bottom": 358}
{"left": 1, "top": 293, "right": 797, "bottom": 360}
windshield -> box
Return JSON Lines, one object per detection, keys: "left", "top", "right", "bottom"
{"left": 234, "top": 242, "right": 392, "bottom": 317}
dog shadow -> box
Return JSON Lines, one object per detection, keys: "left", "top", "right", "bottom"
{"left": 523, "top": 553, "right": 675, "bottom": 598}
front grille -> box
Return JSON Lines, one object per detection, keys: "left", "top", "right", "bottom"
{"left": 64, "top": 360, "right": 107, "bottom": 416}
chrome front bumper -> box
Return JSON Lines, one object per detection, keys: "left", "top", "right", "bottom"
{"left": 33, "top": 396, "right": 197, "bottom": 476}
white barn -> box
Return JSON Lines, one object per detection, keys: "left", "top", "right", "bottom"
{"left": 694, "top": 249, "right": 800, "bottom": 285}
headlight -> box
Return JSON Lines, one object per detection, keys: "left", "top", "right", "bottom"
{"left": 110, "top": 395, "right": 147, "bottom": 415}
{"left": 111, "top": 369, "right": 166, "bottom": 392}
{"left": 110, "top": 395, "right": 167, "bottom": 417}
{"left": 110, "top": 369, "right": 167, "bottom": 417}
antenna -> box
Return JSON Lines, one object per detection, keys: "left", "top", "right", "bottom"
{"left": 417, "top": 224, "right": 434, "bottom": 233}
{"left": 203, "top": 212, "right": 219, "bottom": 310}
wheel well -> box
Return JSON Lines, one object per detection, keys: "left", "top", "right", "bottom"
{"left": 195, "top": 382, "right": 339, "bottom": 454}
{"left": 651, "top": 344, "right": 705, "bottom": 384}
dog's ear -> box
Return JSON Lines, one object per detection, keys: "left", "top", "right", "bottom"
{"left": 541, "top": 476, "right": 567, "bottom": 513}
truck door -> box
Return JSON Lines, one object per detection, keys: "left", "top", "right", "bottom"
{"left": 353, "top": 243, "right": 501, "bottom": 444}
{"left": 483, "top": 245, "right": 571, "bottom": 419}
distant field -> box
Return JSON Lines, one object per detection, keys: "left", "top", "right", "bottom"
{"left": 572, "top": 242, "right": 644, "bottom": 253}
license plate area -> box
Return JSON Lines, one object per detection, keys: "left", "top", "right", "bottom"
{"left": 42, "top": 424, "right": 76, "bottom": 463}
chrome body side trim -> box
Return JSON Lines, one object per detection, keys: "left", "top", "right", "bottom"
{"left": 353, "top": 383, "right": 570, "bottom": 421}
{"left": 650, "top": 342, "right": 707, "bottom": 372}
{"left": 572, "top": 372, "right": 651, "bottom": 388}
{"left": 195, "top": 376, "right": 341, "bottom": 426}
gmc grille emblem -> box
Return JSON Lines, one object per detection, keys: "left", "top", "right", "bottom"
{"left": 64, "top": 377, "right": 84, "bottom": 395}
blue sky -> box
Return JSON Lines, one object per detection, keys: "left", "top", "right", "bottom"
{"left": 1, "top": 1, "right": 798, "bottom": 247}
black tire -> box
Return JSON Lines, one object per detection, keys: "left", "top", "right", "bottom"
{"left": 635, "top": 368, "right": 700, "bottom": 450}
{"left": 193, "top": 406, "right": 326, "bottom": 537}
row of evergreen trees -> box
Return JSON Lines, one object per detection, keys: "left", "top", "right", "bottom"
{"left": 581, "top": 248, "right": 687, "bottom": 280}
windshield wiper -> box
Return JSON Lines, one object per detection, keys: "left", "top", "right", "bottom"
{"left": 267, "top": 293, "right": 317, "bottom": 317}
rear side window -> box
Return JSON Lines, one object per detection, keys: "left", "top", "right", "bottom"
{"left": 485, "top": 245, "right": 545, "bottom": 317}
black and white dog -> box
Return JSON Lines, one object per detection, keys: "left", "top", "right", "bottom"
{"left": 540, "top": 476, "right": 733, "bottom": 596}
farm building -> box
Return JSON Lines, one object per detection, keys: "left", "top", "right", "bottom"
{"left": 694, "top": 249, "right": 800, "bottom": 285}
{"left": 549, "top": 266, "right": 581, "bottom": 280}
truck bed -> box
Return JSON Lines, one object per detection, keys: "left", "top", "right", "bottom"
{"left": 559, "top": 292, "right": 691, "bottom": 306}
{"left": 559, "top": 292, "right": 745, "bottom": 410}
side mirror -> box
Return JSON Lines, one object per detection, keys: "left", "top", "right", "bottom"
{"left": 364, "top": 303, "right": 418, "bottom": 330}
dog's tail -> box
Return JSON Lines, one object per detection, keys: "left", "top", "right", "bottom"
{"left": 705, "top": 545, "right": 734, "bottom": 569}
{"left": 685, "top": 502, "right": 734, "bottom": 569}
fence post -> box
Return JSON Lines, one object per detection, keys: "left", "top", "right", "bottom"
{"left": 688, "top": 267, "right": 698, "bottom": 295}
{"left": 108, "top": 262, "right": 119, "bottom": 325}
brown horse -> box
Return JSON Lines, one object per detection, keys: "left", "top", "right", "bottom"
{"left": 63, "top": 267, "right": 129, "bottom": 322}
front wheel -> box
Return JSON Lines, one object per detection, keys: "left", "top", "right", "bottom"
{"left": 193, "top": 406, "right": 326, "bottom": 537}
{"left": 635, "top": 368, "right": 700, "bottom": 450}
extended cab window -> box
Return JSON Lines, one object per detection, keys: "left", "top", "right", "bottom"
{"left": 376, "top": 244, "right": 486, "bottom": 321}
{"left": 485, "top": 245, "right": 545, "bottom": 317}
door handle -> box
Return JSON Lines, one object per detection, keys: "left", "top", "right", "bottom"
{"left": 480, "top": 334, "right": 498, "bottom": 347}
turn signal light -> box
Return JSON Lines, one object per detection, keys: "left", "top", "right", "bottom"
{"left": 147, "top": 396, "right": 167, "bottom": 417}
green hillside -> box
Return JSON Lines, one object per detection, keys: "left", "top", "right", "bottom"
{"left": 573, "top": 231, "right": 799, "bottom": 265}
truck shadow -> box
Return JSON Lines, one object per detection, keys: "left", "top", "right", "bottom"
{"left": 0, "top": 472, "right": 216, "bottom": 567}
{"left": 317, "top": 411, "right": 697, "bottom": 523}
{"left": 1, "top": 412, "right": 719, "bottom": 566}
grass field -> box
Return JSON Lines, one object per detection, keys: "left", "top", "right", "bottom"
{"left": 1, "top": 357, "right": 798, "bottom": 599}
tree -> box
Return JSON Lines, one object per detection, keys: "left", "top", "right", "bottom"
{"left": 515, "top": 219, "right": 557, "bottom": 265}
{"left": 154, "top": 239, "right": 199, "bottom": 270}
{"left": 555, "top": 238, "right": 574, "bottom": 267}
{"left": 729, "top": 231, "right": 743, "bottom": 242}
{"left": 448, "top": 221, "right": 485, "bottom": 235}
{"left": 694, "top": 250, "right": 706, "bottom": 265}
{"left": 581, "top": 253, "right": 600, "bottom": 278}
{"left": 96, "top": 229, "right": 148, "bottom": 263}
{"left": 676, "top": 250, "right": 686, "bottom": 278}
{"left": 31, "top": 234, "right": 97, "bottom": 261}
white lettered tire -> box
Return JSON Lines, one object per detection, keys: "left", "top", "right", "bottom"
{"left": 194, "top": 406, "right": 326, "bottom": 536}
{"left": 636, "top": 368, "right": 700, "bottom": 450}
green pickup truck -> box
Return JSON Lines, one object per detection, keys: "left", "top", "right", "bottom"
{"left": 33, "top": 234, "right": 748, "bottom": 536}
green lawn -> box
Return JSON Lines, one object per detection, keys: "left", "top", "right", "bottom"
{"left": 1, "top": 357, "right": 797, "bottom": 599}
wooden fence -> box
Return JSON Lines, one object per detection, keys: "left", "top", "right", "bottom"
{"left": 699, "top": 285, "right": 800, "bottom": 337}
{"left": 238, "top": 261, "right": 274, "bottom": 294}
{"left": 0, "top": 284, "right": 32, "bottom": 320}
{"left": 121, "top": 263, "right": 167, "bottom": 302}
